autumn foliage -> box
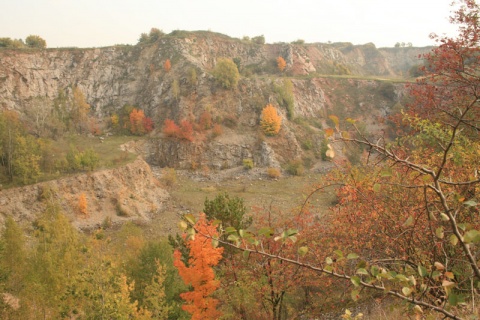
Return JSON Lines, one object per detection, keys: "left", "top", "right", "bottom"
{"left": 198, "top": 111, "right": 213, "bottom": 130}
{"left": 163, "top": 59, "right": 171, "bottom": 72}
{"left": 129, "top": 108, "right": 146, "bottom": 135}
{"left": 78, "top": 193, "right": 88, "bottom": 217}
{"left": 162, "top": 119, "right": 180, "bottom": 138}
{"left": 129, "top": 108, "right": 154, "bottom": 135}
{"left": 260, "top": 104, "right": 282, "bottom": 136}
{"left": 162, "top": 119, "right": 194, "bottom": 141}
{"left": 174, "top": 214, "right": 223, "bottom": 319}
{"left": 276, "top": 56, "right": 286, "bottom": 72}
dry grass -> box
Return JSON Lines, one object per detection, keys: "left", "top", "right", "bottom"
{"left": 167, "top": 171, "right": 335, "bottom": 219}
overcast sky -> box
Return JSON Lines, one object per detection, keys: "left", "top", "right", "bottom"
{"left": 1, "top": 0, "right": 459, "bottom": 48}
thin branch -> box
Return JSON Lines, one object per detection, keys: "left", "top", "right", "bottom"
{"left": 215, "top": 238, "right": 463, "bottom": 320}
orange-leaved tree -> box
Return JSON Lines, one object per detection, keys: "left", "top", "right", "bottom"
{"left": 129, "top": 108, "right": 153, "bottom": 135}
{"left": 164, "top": 59, "right": 171, "bottom": 72}
{"left": 260, "top": 104, "right": 282, "bottom": 136}
{"left": 162, "top": 119, "right": 194, "bottom": 141}
{"left": 276, "top": 56, "right": 286, "bottom": 72}
{"left": 179, "top": 120, "right": 194, "bottom": 142}
{"left": 129, "top": 108, "right": 146, "bottom": 135}
{"left": 78, "top": 193, "right": 88, "bottom": 218}
{"left": 174, "top": 214, "right": 224, "bottom": 320}
{"left": 162, "top": 119, "right": 180, "bottom": 137}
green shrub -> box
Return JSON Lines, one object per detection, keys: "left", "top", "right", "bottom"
{"left": 161, "top": 167, "right": 177, "bottom": 187}
{"left": 222, "top": 114, "right": 238, "bottom": 128}
{"left": 213, "top": 58, "right": 240, "bottom": 89}
{"left": 319, "top": 139, "right": 330, "bottom": 161}
{"left": 242, "top": 159, "right": 254, "bottom": 170}
{"left": 204, "top": 192, "right": 251, "bottom": 230}
{"left": 377, "top": 82, "right": 396, "bottom": 101}
{"left": 274, "top": 79, "right": 295, "bottom": 120}
{"left": 286, "top": 160, "right": 305, "bottom": 176}
{"left": 251, "top": 35, "right": 265, "bottom": 45}
{"left": 301, "top": 140, "right": 313, "bottom": 151}
{"left": 25, "top": 35, "right": 47, "bottom": 48}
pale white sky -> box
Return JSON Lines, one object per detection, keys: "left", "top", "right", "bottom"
{"left": 0, "top": 0, "right": 459, "bottom": 48}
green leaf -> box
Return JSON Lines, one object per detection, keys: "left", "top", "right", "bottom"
{"left": 413, "top": 305, "right": 423, "bottom": 314}
{"left": 227, "top": 234, "right": 240, "bottom": 243}
{"left": 298, "top": 246, "right": 308, "bottom": 257}
{"left": 212, "top": 219, "right": 222, "bottom": 227}
{"left": 184, "top": 214, "right": 196, "bottom": 225}
{"left": 351, "top": 276, "right": 361, "bottom": 287}
{"left": 242, "top": 250, "right": 250, "bottom": 260}
{"left": 380, "top": 168, "right": 392, "bottom": 177}
{"left": 239, "top": 229, "right": 246, "bottom": 238}
{"left": 351, "top": 289, "right": 360, "bottom": 301}
{"left": 408, "top": 275, "right": 417, "bottom": 286}
{"left": 403, "top": 216, "right": 414, "bottom": 227}
{"left": 373, "top": 183, "right": 381, "bottom": 192}
{"left": 346, "top": 118, "right": 356, "bottom": 124}
{"left": 186, "top": 227, "right": 195, "bottom": 236}
{"left": 356, "top": 268, "right": 369, "bottom": 275}
{"left": 347, "top": 253, "right": 359, "bottom": 260}
{"left": 464, "top": 230, "right": 480, "bottom": 244}
{"left": 212, "top": 239, "right": 219, "bottom": 248}
{"left": 448, "top": 293, "right": 459, "bottom": 306}
{"left": 178, "top": 220, "right": 188, "bottom": 230}
{"left": 450, "top": 234, "right": 459, "bottom": 246}
{"left": 225, "top": 226, "right": 237, "bottom": 234}
{"left": 395, "top": 274, "right": 408, "bottom": 282}
{"left": 370, "top": 266, "right": 380, "bottom": 277}
{"left": 258, "top": 227, "right": 274, "bottom": 237}
{"left": 287, "top": 229, "right": 299, "bottom": 236}
{"left": 440, "top": 213, "right": 450, "bottom": 221}
{"left": 402, "top": 287, "right": 412, "bottom": 296}
{"left": 329, "top": 115, "right": 339, "bottom": 128}
{"left": 356, "top": 260, "right": 367, "bottom": 269}
{"left": 334, "top": 250, "right": 344, "bottom": 258}
{"left": 326, "top": 257, "right": 333, "bottom": 265}
{"left": 464, "top": 200, "right": 478, "bottom": 207}
{"left": 435, "top": 227, "right": 444, "bottom": 239}
{"left": 418, "top": 265, "right": 427, "bottom": 277}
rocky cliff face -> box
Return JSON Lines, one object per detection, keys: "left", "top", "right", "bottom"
{"left": 0, "top": 32, "right": 429, "bottom": 169}
{"left": 0, "top": 33, "right": 427, "bottom": 112}
{"left": 0, "top": 158, "right": 169, "bottom": 230}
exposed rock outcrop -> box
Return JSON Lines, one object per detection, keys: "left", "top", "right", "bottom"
{"left": 0, "top": 158, "right": 169, "bottom": 230}
{"left": 0, "top": 32, "right": 427, "bottom": 169}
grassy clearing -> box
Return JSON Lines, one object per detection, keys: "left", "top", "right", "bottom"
{"left": 169, "top": 172, "right": 336, "bottom": 219}
{"left": 3, "top": 135, "right": 141, "bottom": 189}
{"left": 59, "top": 134, "right": 141, "bottom": 169}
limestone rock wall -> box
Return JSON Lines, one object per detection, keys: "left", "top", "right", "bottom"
{"left": 0, "top": 158, "right": 169, "bottom": 230}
